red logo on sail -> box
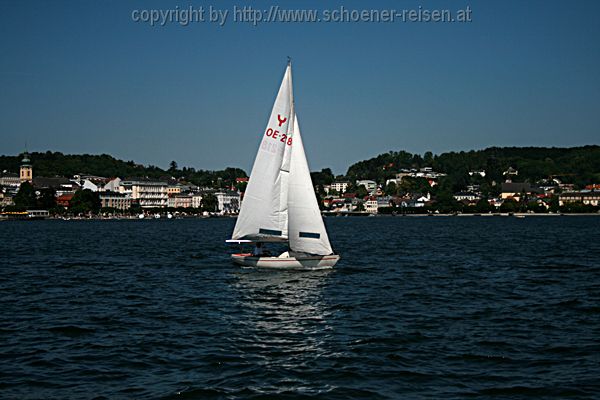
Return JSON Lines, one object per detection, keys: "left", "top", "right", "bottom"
{"left": 277, "top": 115, "right": 287, "bottom": 127}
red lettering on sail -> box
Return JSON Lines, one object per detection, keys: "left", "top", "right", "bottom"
{"left": 277, "top": 115, "right": 287, "bottom": 127}
{"left": 264, "top": 127, "right": 292, "bottom": 146}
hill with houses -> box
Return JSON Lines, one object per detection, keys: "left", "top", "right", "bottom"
{"left": 1, "top": 146, "right": 600, "bottom": 216}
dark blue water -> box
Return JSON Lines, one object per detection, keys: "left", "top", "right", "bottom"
{"left": 1, "top": 216, "right": 600, "bottom": 399}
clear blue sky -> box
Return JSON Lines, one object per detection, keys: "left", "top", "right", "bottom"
{"left": 1, "top": 0, "right": 599, "bottom": 174}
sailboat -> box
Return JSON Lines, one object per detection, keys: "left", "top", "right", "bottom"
{"left": 226, "top": 61, "right": 340, "bottom": 270}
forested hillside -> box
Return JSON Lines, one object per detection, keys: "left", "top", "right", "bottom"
{"left": 0, "top": 152, "right": 247, "bottom": 187}
{"left": 346, "top": 146, "right": 600, "bottom": 189}
{"left": 2, "top": 146, "right": 599, "bottom": 190}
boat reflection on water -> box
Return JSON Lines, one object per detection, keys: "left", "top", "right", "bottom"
{"left": 233, "top": 268, "right": 333, "bottom": 336}
{"left": 228, "top": 269, "right": 336, "bottom": 391}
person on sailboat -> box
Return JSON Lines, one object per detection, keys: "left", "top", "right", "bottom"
{"left": 253, "top": 242, "right": 264, "bottom": 257}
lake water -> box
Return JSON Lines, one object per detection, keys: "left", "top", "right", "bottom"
{"left": 1, "top": 216, "right": 600, "bottom": 399}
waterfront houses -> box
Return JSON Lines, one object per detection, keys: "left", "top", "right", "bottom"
{"left": 167, "top": 193, "right": 193, "bottom": 209}
{"left": 356, "top": 180, "right": 377, "bottom": 194}
{"left": 191, "top": 193, "right": 203, "bottom": 209}
{"left": 3, "top": 151, "right": 600, "bottom": 217}
{"left": 364, "top": 196, "right": 378, "bottom": 214}
{"left": 99, "top": 191, "right": 132, "bottom": 210}
{"left": 559, "top": 191, "right": 600, "bottom": 207}
{"left": 56, "top": 193, "right": 74, "bottom": 208}
{"left": 329, "top": 181, "right": 350, "bottom": 194}
{"left": 104, "top": 177, "right": 122, "bottom": 192}
{"left": 120, "top": 180, "right": 168, "bottom": 208}
{"left": 385, "top": 168, "right": 446, "bottom": 187}
{"left": 215, "top": 190, "right": 240, "bottom": 214}
{"left": 500, "top": 182, "right": 541, "bottom": 201}
{"left": 0, "top": 172, "right": 20, "bottom": 188}
{"left": 453, "top": 192, "right": 482, "bottom": 203}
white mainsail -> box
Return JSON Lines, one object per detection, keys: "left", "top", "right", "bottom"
{"left": 287, "top": 115, "right": 334, "bottom": 255}
{"left": 232, "top": 64, "right": 294, "bottom": 241}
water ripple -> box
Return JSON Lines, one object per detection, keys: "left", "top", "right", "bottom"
{"left": 1, "top": 217, "right": 600, "bottom": 398}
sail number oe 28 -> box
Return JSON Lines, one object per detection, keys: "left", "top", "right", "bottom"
{"left": 265, "top": 128, "right": 293, "bottom": 146}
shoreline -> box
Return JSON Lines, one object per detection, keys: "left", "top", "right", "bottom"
{"left": 2, "top": 212, "right": 600, "bottom": 221}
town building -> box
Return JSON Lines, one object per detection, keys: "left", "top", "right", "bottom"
{"left": 99, "top": 192, "right": 131, "bottom": 210}
{"left": 559, "top": 183, "right": 575, "bottom": 192}
{"left": 167, "top": 193, "right": 193, "bottom": 208}
{"left": 500, "top": 182, "right": 540, "bottom": 201}
{"left": 489, "top": 198, "right": 504, "bottom": 208}
{"left": 0, "top": 191, "right": 14, "bottom": 207}
{"left": 103, "top": 177, "right": 122, "bottom": 192}
{"left": 71, "top": 175, "right": 109, "bottom": 191}
{"left": 121, "top": 180, "right": 168, "bottom": 208}
{"left": 466, "top": 184, "right": 481, "bottom": 193}
{"left": 167, "top": 184, "right": 183, "bottom": 195}
{"left": 215, "top": 190, "right": 240, "bottom": 213}
{"left": 559, "top": 191, "right": 600, "bottom": 207}
{"left": 386, "top": 169, "right": 446, "bottom": 187}
{"left": 328, "top": 198, "right": 346, "bottom": 211}
{"left": 503, "top": 166, "right": 518, "bottom": 182}
{"left": 0, "top": 172, "right": 20, "bottom": 188}
{"left": 54, "top": 181, "right": 81, "bottom": 196}
{"left": 364, "top": 196, "right": 378, "bottom": 214}
{"left": 19, "top": 152, "right": 32, "bottom": 183}
{"left": 453, "top": 192, "right": 482, "bottom": 202}
{"left": 468, "top": 170, "right": 486, "bottom": 177}
{"left": 82, "top": 179, "right": 100, "bottom": 192}
{"left": 377, "top": 196, "right": 394, "bottom": 208}
{"left": 330, "top": 181, "right": 350, "bottom": 193}
{"left": 414, "top": 193, "right": 431, "bottom": 207}
{"left": 356, "top": 180, "right": 377, "bottom": 194}
{"left": 33, "top": 176, "right": 71, "bottom": 190}
{"left": 192, "top": 193, "right": 203, "bottom": 209}
{"left": 56, "top": 193, "right": 75, "bottom": 208}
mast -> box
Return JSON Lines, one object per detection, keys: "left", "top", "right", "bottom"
{"left": 278, "top": 58, "right": 294, "bottom": 238}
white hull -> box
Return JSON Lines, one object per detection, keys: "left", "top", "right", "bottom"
{"left": 231, "top": 253, "right": 340, "bottom": 270}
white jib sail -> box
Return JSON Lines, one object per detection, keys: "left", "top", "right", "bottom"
{"left": 287, "top": 115, "right": 334, "bottom": 255}
{"left": 232, "top": 64, "right": 294, "bottom": 241}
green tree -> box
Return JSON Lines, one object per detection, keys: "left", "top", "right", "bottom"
{"left": 548, "top": 196, "right": 559, "bottom": 212}
{"left": 14, "top": 182, "right": 37, "bottom": 209}
{"left": 201, "top": 193, "right": 218, "bottom": 212}
{"left": 235, "top": 181, "right": 248, "bottom": 193}
{"left": 384, "top": 181, "right": 397, "bottom": 196}
{"left": 399, "top": 177, "right": 431, "bottom": 195}
{"left": 70, "top": 189, "right": 101, "bottom": 214}
{"left": 474, "top": 198, "right": 492, "bottom": 213}
{"left": 344, "top": 182, "right": 357, "bottom": 194}
{"left": 310, "top": 168, "right": 335, "bottom": 186}
{"left": 500, "top": 199, "right": 517, "bottom": 213}
{"left": 356, "top": 185, "right": 369, "bottom": 198}
{"left": 129, "top": 203, "right": 142, "bottom": 215}
{"left": 37, "top": 188, "right": 56, "bottom": 209}
{"left": 423, "top": 151, "right": 434, "bottom": 165}
{"left": 435, "top": 191, "right": 462, "bottom": 213}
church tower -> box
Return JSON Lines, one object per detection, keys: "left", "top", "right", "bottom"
{"left": 20, "top": 151, "right": 32, "bottom": 183}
